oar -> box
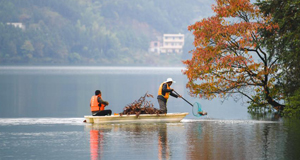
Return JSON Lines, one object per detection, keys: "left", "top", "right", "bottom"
{"left": 173, "top": 90, "right": 207, "bottom": 117}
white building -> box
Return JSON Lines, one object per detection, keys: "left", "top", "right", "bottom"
{"left": 160, "top": 34, "right": 184, "bottom": 54}
{"left": 6, "top": 22, "right": 26, "bottom": 30}
{"left": 149, "top": 33, "right": 184, "bottom": 55}
{"left": 148, "top": 41, "right": 161, "bottom": 55}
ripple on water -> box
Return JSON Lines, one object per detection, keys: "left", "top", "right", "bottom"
{"left": 181, "top": 119, "right": 282, "bottom": 124}
{"left": 0, "top": 118, "right": 85, "bottom": 126}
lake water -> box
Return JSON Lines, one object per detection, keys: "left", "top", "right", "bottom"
{"left": 0, "top": 66, "right": 300, "bottom": 160}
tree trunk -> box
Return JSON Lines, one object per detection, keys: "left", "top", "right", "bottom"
{"left": 265, "top": 85, "right": 285, "bottom": 111}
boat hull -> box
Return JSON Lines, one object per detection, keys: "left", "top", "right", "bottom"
{"left": 84, "top": 112, "right": 188, "bottom": 123}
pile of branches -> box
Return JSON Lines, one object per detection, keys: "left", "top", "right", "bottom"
{"left": 120, "top": 92, "right": 163, "bottom": 117}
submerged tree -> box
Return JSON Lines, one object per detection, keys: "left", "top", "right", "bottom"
{"left": 183, "top": 0, "right": 284, "bottom": 110}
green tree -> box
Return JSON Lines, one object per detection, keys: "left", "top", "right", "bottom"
{"left": 21, "top": 40, "right": 35, "bottom": 61}
{"left": 258, "top": 0, "right": 300, "bottom": 115}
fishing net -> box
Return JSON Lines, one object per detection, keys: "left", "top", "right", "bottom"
{"left": 192, "top": 102, "right": 203, "bottom": 117}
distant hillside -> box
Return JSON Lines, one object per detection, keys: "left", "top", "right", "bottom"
{"left": 0, "top": 0, "right": 214, "bottom": 66}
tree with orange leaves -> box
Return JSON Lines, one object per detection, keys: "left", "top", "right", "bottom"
{"left": 183, "top": 0, "right": 285, "bottom": 110}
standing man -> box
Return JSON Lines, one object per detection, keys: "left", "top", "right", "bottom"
{"left": 157, "top": 78, "right": 181, "bottom": 113}
{"left": 90, "top": 90, "right": 112, "bottom": 116}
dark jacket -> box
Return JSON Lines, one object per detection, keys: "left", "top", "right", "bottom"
{"left": 157, "top": 83, "right": 178, "bottom": 102}
{"left": 98, "top": 96, "right": 108, "bottom": 106}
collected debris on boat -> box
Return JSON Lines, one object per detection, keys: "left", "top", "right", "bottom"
{"left": 120, "top": 92, "right": 163, "bottom": 117}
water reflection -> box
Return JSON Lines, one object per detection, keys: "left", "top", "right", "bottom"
{"left": 158, "top": 124, "right": 170, "bottom": 160}
{"left": 88, "top": 125, "right": 112, "bottom": 160}
{"left": 84, "top": 120, "right": 297, "bottom": 159}
{"left": 282, "top": 118, "right": 300, "bottom": 159}
{"left": 183, "top": 120, "right": 293, "bottom": 160}
{"left": 86, "top": 123, "right": 176, "bottom": 160}
{"left": 90, "top": 130, "right": 102, "bottom": 160}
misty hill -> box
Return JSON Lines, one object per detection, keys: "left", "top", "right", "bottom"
{"left": 0, "top": 0, "right": 214, "bottom": 66}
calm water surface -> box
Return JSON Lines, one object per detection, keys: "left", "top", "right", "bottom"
{"left": 0, "top": 66, "right": 248, "bottom": 119}
{"left": 0, "top": 66, "right": 300, "bottom": 160}
{"left": 1, "top": 118, "right": 300, "bottom": 160}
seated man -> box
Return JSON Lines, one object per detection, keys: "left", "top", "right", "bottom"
{"left": 90, "top": 90, "right": 112, "bottom": 116}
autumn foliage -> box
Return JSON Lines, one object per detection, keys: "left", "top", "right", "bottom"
{"left": 183, "top": 0, "right": 284, "bottom": 109}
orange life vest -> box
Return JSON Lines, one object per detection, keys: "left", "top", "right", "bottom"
{"left": 90, "top": 95, "right": 105, "bottom": 112}
{"left": 158, "top": 82, "right": 170, "bottom": 99}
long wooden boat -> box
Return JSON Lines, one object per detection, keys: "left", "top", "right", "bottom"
{"left": 84, "top": 112, "right": 189, "bottom": 124}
